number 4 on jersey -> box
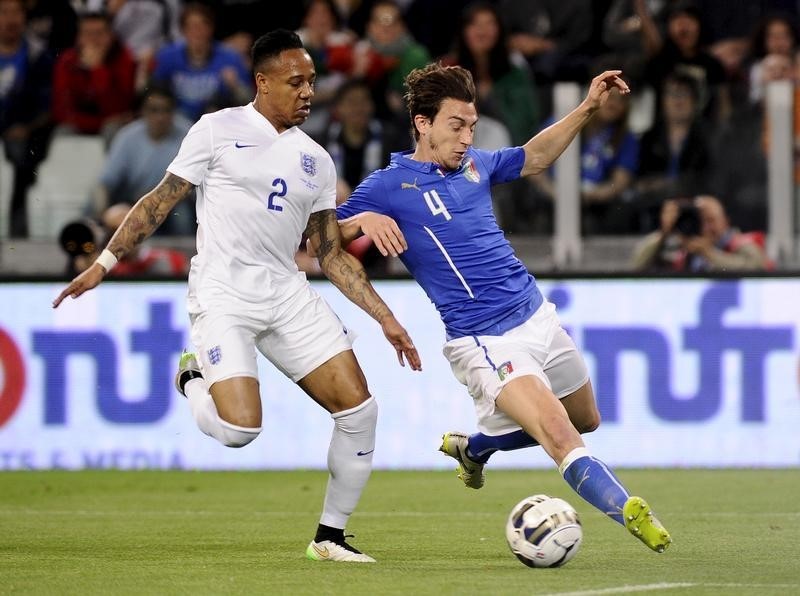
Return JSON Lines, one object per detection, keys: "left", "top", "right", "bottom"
{"left": 423, "top": 189, "right": 452, "bottom": 221}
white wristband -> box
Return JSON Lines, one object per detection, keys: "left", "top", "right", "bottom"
{"left": 95, "top": 249, "right": 118, "bottom": 273}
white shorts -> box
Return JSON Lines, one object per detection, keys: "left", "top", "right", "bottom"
{"left": 189, "top": 283, "right": 354, "bottom": 385}
{"left": 443, "top": 300, "right": 589, "bottom": 436}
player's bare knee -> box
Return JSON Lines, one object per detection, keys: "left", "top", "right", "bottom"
{"left": 216, "top": 416, "right": 261, "bottom": 448}
{"left": 576, "top": 410, "right": 601, "bottom": 434}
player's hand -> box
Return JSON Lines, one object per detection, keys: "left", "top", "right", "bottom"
{"left": 380, "top": 316, "right": 422, "bottom": 371}
{"left": 52, "top": 263, "right": 106, "bottom": 308}
{"left": 585, "top": 70, "right": 630, "bottom": 110}
{"left": 358, "top": 212, "right": 406, "bottom": 257}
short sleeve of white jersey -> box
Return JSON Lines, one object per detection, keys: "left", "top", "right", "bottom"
{"left": 167, "top": 116, "right": 213, "bottom": 186}
{"left": 310, "top": 152, "right": 337, "bottom": 214}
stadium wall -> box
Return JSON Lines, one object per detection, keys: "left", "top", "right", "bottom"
{"left": 0, "top": 278, "right": 798, "bottom": 470}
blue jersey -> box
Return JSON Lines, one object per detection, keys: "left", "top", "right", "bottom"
{"left": 337, "top": 147, "right": 543, "bottom": 339}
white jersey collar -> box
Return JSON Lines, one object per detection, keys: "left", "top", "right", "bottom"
{"left": 246, "top": 102, "right": 296, "bottom": 137}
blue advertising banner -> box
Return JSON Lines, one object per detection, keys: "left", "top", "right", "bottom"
{"left": 0, "top": 279, "right": 797, "bottom": 469}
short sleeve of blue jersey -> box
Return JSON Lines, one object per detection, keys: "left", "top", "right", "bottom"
{"left": 336, "top": 171, "right": 392, "bottom": 219}
{"left": 471, "top": 146, "right": 525, "bottom": 185}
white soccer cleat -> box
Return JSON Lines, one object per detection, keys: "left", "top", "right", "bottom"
{"left": 305, "top": 540, "right": 376, "bottom": 563}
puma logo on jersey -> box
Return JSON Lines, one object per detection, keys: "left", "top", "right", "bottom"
{"left": 401, "top": 178, "right": 420, "bottom": 191}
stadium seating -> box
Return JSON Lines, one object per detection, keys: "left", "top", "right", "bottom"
{"left": 27, "top": 135, "right": 106, "bottom": 240}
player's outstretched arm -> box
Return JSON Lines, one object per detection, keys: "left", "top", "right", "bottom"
{"left": 306, "top": 209, "right": 421, "bottom": 371}
{"left": 520, "top": 70, "right": 630, "bottom": 177}
{"left": 52, "top": 173, "right": 194, "bottom": 308}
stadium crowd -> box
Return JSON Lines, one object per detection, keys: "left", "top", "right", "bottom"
{"left": 2, "top": 0, "right": 792, "bottom": 272}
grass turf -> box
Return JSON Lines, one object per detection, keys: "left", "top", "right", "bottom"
{"left": 1, "top": 469, "right": 798, "bottom": 595}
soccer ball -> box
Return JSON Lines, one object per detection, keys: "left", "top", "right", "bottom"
{"left": 505, "top": 494, "right": 583, "bottom": 568}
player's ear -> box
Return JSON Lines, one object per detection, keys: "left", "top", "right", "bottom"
{"left": 413, "top": 114, "right": 430, "bottom": 137}
{"left": 255, "top": 71, "right": 269, "bottom": 94}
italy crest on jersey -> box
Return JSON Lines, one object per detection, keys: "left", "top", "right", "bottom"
{"left": 461, "top": 157, "right": 480, "bottom": 183}
{"left": 300, "top": 152, "right": 317, "bottom": 176}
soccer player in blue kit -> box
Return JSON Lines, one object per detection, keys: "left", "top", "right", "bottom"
{"left": 334, "top": 63, "right": 672, "bottom": 553}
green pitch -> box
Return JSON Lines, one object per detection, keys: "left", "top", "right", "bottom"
{"left": 2, "top": 469, "right": 798, "bottom": 595}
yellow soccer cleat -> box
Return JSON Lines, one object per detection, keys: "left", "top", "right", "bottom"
{"left": 439, "top": 431, "right": 485, "bottom": 489}
{"left": 623, "top": 496, "right": 672, "bottom": 553}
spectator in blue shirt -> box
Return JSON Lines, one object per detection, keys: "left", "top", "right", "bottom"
{"left": 0, "top": 0, "right": 54, "bottom": 238}
{"left": 531, "top": 86, "right": 639, "bottom": 233}
{"left": 151, "top": 2, "right": 251, "bottom": 122}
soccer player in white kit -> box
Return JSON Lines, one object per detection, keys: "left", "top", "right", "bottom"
{"left": 53, "top": 29, "right": 421, "bottom": 563}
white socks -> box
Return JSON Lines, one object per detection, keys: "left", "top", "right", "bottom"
{"left": 320, "top": 397, "right": 378, "bottom": 529}
{"left": 183, "top": 377, "right": 377, "bottom": 526}
{"left": 184, "top": 378, "right": 261, "bottom": 448}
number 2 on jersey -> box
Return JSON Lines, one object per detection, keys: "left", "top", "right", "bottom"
{"left": 267, "top": 178, "right": 287, "bottom": 211}
{"left": 423, "top": 189, "right": 451, "bottom": 221}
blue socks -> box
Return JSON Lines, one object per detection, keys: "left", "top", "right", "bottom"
{"left": 465, "top": 435, "right": 630, "bottom": 525}
{"left": 559, "top": 447, "right": 630, "bottom": 525}
{"left": 466, "top": 430, "right": 539, "bottom": 463}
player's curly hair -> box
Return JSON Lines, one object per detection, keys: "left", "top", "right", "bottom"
{"left": 403, "top": 63, "right": 477, "bottom": 141}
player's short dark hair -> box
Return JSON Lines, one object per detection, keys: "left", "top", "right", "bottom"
{"left": 403, "top": 63, "right": 477, "bottom": 141}
{"left": 251, "top": 29, "right": 305, "bottom": 76}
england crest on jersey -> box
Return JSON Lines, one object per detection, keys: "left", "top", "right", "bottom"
{"left": 300, "top": 152, "right": 317, "bottom": 176}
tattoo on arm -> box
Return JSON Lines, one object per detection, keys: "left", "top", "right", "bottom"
{"left": 106, "top": 173, "right": 193, "bottom": 259}
{"left": 306, "top": 209, "right": 392, "bottom": 323}
{"left": 305, "top": 209, "right": 339, "bottom": 264}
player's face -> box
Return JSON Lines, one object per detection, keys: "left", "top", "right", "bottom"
{"left": 418, "top": 98, "right": 477, "bottom": 171}
{"left": 257, "top": 48, "right": 316, "bottom": 133}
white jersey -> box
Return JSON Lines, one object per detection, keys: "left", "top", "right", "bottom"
{"left": 167, "top": 103, "right": 336, "bottom": 310}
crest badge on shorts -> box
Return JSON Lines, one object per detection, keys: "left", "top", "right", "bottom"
{"left": 497, "top": 360, "right": 514, "bottom": 381}
{"left": 300, "top": 152, "right": 317, "bottom": 176}
{"left": 207, "top": 345, "right": 222, "bottom": 365}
